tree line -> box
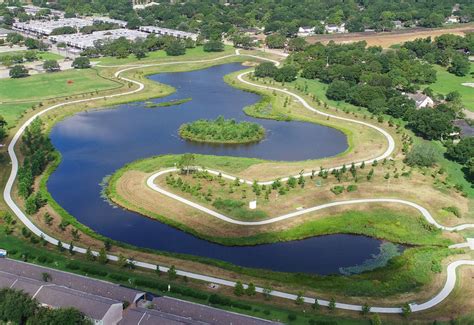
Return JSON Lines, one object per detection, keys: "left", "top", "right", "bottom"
{"left": 9, "top": 0, "right": 472, "bottom": 41}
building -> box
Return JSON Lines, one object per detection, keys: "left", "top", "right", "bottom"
{"left": 297, "top": 26, "right": 315, "bottom": 37}
{"left": 325, "top": 23, "right": 346, "bottom": 34}
{"left": 392, "top": 20, "right": 403, "bottom": 29}
{"left": 0, "top": 259, "right": 278, "bottom": 325}
{"left": 0, "top": 272, "right": 124, "bottom": 324}
{"left": 13, "top": 18, "right": 94, "bottom": 36}
{"left": 139, "top": 26, "right": 198, "bottom": 41}
{"left": 405, "top": 93, "right": 434, "bottom": 109}
{"left": 446, "top": 15, "right": 460, "bottom": 24}
{"left": 92, "top": 17, "right": 128, "bottom": 28}
{"left": 49, "top": 29, "right": 149, "bottom": 50}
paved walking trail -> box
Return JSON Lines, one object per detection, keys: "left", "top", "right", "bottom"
{"left": 3, "top": 49, "right": 474, "bottom": 314}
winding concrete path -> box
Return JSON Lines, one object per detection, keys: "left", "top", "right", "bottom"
{"left": 147, "top": 168, "right": 474, "bottom": 231}
{"left": 3, "top": 50, "right": 473, "bottom": 314}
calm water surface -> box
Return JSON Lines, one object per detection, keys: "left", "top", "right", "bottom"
{"left": 48, "top": 63, "right": 384, "bottom": 274}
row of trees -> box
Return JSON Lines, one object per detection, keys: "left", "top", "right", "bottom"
{"left": 0, "top": 288, "right": 90, "bottom": 324}
{"left": 403, "top": 33, "right": 473, "bottom": 76}
{"left": 80, "top": 34, "right": 202, "bottom": 59}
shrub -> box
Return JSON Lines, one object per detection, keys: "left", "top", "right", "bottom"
{"left": 347, "top": 184, "right": 358, "bottom": 192}
{"left": 330, "top": 186, "right": 344, "bottom": 195}
{"left": 203, "top": 40, "right": 224, "bottom": 52}
{"left": 405, "top": 144, "right": 438, "bottom": 167}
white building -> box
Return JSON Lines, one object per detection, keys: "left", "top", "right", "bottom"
{"left": 325, "top": 23, "right": 346, "bottom": 34}
{"left": 92, "top": 17, "right": 128, "bottom": 28}
{"left": 297, "top": 26, "right": 315, "bottom": 37}
{"left": 446, "top": 15, "right": 460, "bottom": 24}
{"left": 139, "top": 25, "right": 198, "bottom": 41}
{"left": 49, "top": 29, "right": 148, "bottom": 50}
{"left": 13, "top": 18, "right": 93, "bottom": 36}
{"left": 405, "top": 93, "right": 434, "bottom": 109}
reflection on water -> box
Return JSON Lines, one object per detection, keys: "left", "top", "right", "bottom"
{"left": 48, "top": 63, "right": 384, "bottom": 275}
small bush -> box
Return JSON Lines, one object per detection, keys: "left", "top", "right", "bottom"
{"left": 330, "top": 186, "right": 344, "bottom": 195}
{"left": 347, "top": 184, "right": 358, "bottom": 192}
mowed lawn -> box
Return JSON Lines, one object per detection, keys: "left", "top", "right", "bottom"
{"left": 93, "top": 45, "right": 234, "bottom": 66}
{"left": 0, "top": 102, "right": 37, "bottom": 127}
{"left": 0, "top": 68, "right": 119, "bottom": 102}
{"left": 428, "top": 64, "right": 474, "bottom": 111}
{"left": 0, "top": 50, "right": 63, "bottom": 61}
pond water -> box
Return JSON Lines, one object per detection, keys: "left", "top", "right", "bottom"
{"left": 48, "top": 62, "right": 386, "bottom": 275}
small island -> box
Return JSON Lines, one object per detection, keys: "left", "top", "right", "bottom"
{"left": 179, "top": 116, "right": 266, "bottom": 144}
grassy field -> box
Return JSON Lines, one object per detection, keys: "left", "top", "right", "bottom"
{"left": 425, "top": 63, "right": 474, "bottom": 111}
{"left": 0, "top": 68, "right": 120, "bottom": 103}
{"left": 0, "top": 50, "right": 64, "bottom": 62}
{"left": 0, "top": 102, "right": 38, "bottom": 127}
{"left": 93, "top": 45, "right": 235, "bottom": 66}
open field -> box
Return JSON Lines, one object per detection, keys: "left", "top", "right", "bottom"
{"left": 0, "top": 68, "right": 120, "bottom": 103}
{"left": 306, "top": 24, "right": 474, "bottom": 48}
{"left": 424, "top": 64, "right": 474, "bottom": 112}
{"left": 0, "top": 102, "right": 38, "bottom": 127}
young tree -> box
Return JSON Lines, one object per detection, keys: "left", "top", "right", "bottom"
{"left": 295, "top": 291, "right": 304, "bottom": 305}
{"left": 234, "top": 281, "right": 245, "bottom": 296}
{"left": 86, "top": 247, "right": 95, "bottom": 261}
{"left": 98, "top": 248, "right": 108, "bottom": 264}
{"left": 245, "top": 282, "right": 256, "bottom": 296}
{"left": 177, "top": 153, "right": 195, "bottom": 174}
{"left": 167, "top": 265, "right": 177, "bottom": 279}
{"left": 41, "top": 272, "right": 52, "bottom": 282}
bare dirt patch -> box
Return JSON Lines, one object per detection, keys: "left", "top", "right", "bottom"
{"left": 306, "top": 25, "right": 474, "bottom": 48}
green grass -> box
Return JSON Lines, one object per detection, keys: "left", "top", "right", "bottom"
{"left": 0, "top": 68, "right": 120, "bottom": 103}
{"left": 425, "top": 64, "right": 474, "bottom": 111}
{"left": 0, "top": 50, "right": 63, "bottom": 61}
{"left": 93, "top": 45, "right": 234, "bottom": 66}
{"left": 109, "top": 154, "right": 452, "bottom": 247}
{"left": 0, "top": 102, "right": 38, "bottom": 127}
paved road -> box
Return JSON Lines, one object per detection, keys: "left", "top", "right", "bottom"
{"left": 3, "top": 50, "right": 473, "bottom": 314}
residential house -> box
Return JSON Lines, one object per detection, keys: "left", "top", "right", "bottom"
{"left": 392, "top": 20, "right": 403, "bottom": 29}
{"left": 297, "top": 26, "right": 315, "bottom": 37}
{"left": 446, "top": 15, "right": 460, "bottom": 24}
{"left": 325, "top": 23, "right": 346, "bottom": 34}
{"left": 405, "top": 93, "right": 434, "bottom": 109}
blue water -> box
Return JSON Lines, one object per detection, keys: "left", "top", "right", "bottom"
{"left": 48, "top": 63, "right": 382, "bottom": 275}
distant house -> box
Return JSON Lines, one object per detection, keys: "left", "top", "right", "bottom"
{"left": 239, "top": 27, "right": 262, "bottom": 35}
{"left": 405, "top": 93, "right": 434, "bottom": 109}
{"left": 325, "top": 23, "right": 346, "bottom": 34}
{"left": 297, "top": 26, "right": 315, "bottom": 37}
{"left": 446, "top": 15, "right": 460, "bottom": 24}
{"left": 392, "top": 20, "right": 403, "bottom": 29}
